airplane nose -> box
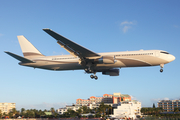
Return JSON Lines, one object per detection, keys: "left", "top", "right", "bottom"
{"left": 172, "top": 55, "right": 176, "bottom": 61}
{"left": 168, "top": 55, "right": 175, "bottom": 62}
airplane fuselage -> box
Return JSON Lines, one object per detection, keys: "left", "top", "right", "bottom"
{"left": 19, "top": 50, "right": 175, "bottom": 71}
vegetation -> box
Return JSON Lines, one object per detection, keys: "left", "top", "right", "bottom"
{"left": 0, "top": 110, "right": 2, "bottom": 118}
{"left": 59, "top": 102, "right": 113, "bottom": 118}
{"left": 140, "top": 107, "right": 180, "bottom": 119}
{"left": 0, "top": 102, "right": 114, "bottom": 119}
{"left": 0, "top": 108, "right": 47, "bottom": 118}
{"left": 141, "top": 107, "right": 163, "bottom": 115}
{"left": 0, "top": 102, "right": 180, "bottom": 119}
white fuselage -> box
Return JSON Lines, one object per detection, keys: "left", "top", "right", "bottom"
{"left": 19, "top": 50, "right": 175, "bottom": 71}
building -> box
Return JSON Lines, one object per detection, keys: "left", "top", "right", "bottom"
{"left": 157, "top": 100, "right": 180, "bottom": 112}
{"left": 0, "top": 103, "right": 16, "bottom": 114}
{"left": 112, "top": 100, "right": 141, "bottom": 119}
{"left": 58, "top": 92, "right": 131, "bottom": 115}
{"left": 57, "top": 107, "right": 67, "bottom": 115}
{"left": 44, "top": 112, "right": 52, "bottom": 116}
{"left": 76, "top": 93, "right": 131, "bottom": 106}
{"left": 57, "top": 104, "right": 82, "bottom": 115}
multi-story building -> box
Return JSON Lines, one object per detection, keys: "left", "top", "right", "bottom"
{"left": 157, "top": 100, "right": 180, "bottom": 112}
{"left": 0, "top": 103, "right": 16, "bottom": 114}
{"left": 76, "top": 93, "right": 131, "bottom": 106}
{"left": 58, "top": 93, "right": 131, "bottom": 115}
{"left": 57, "top": 107, "right": 67, "bottom": 115}
{"left": 112, "top": 100, "right": 141, "bottom": 119}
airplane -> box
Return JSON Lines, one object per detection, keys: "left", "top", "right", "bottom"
{"left": 5, "top": 29, "right": 175, "bottom": 80}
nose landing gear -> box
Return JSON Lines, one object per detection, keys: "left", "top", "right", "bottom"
{"left": 160, "top": 64, "right": 164, "bottom": 73}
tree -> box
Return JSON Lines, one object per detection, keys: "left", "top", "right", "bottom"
{"left": 44, "top": 109, "right": 47, "bottom": 112}
{"left": 0, "top": 110, "right": 2, "bottom": 118}
{"left": 11, "top": 108, "right": 20, "bottom": 118}
{"left": 21, "top": 108, "right": 25, "bottom": 113}
{"left": 20, "top": 108, "right": 26, "bottom": 117}
{"left": 25, "top": 110, "right": 35, "bottom": 118}
{"left": 107, "top": 105, "right": 112, "bottom": 115}
{"left": 50, "top": 107, "right": 55, "bottom": 114}
{"left": 8, "top": 112, "right": 13, "bottom": 118}
{"left": 3, "top": 112, "right": 7, "bottom": 117}
{"left": 98, "top": 102, "right": 111, "bottom": 118}
{"left": 76, "top": 108, "right": 82, "bottom": 116}
{"left": 12, "top": 108, "right": 17, "bottom": 115}
{"left": 153, "top": 103, "right": 156, "bottom": 108}
{"left": 65, "top": 109, "right": 78, "bottom": 118}
{"left": 82, "top": 106, "right": 89, "bottom": 114}
{"left": 174, "top": 108, "right": 179, "bottom": 112}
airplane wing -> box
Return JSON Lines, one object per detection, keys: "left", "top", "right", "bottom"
{"left": 5, "top": 51, "right": 34, "bottom": 63}
{"left": 43, "top": 29, "right": 100, "bottom": 59}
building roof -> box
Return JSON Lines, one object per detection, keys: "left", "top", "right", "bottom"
{"left": 158, "top": 99, "right": 180, "bottom": 102}
{"left": 120, "top": 94, "right": 130, "bottom": 97}
{"left": 44, "top": 112, "right": 52, "bottom": 115}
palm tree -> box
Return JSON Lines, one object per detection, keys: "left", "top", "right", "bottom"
{"left": 11, "top": 108, "right": 17, "bottom": 117}
{"left": 50, "top": 107, "right": 55, "bottom": 114}
{"left": 82, "top": 106, "right": 89, "bottom": 114}
{"left": 76, "top": 108, "right": 82, "bottom": 116}
{"left": 141, "top": 107, "right": 148, "bottom": 115}
{"left": 44, "top": 109, "right": 47, "bottom": 112}
{"left": 0, "top": 110, "right": 2, "bottom": 118}
{"left": 107, "top": 105, "right": 112, "bottom": 116}
{"left": 20, "top": 108, "right": 26, "bottom": 117}
{"left": 21, "top": 108, "right": 25, "bottom": 113}
{"left": 8, "top": 112, "right": 13, "bottom": 118}
{"left": 98, "top": 102, "right": 111, "bottom": 118}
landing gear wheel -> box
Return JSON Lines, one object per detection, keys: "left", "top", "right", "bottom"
{"left": 94, "top": 76, "right": 98, "bottom": 80}
{"left": 90, "top": 75, "right": 94, "bottom": 79}
{"left": 90, "top": 75, "right": 98, "bottom": 80}
{"left": 85, "top": 68, "right": 88, "bottom": 72}
{"left": 160, "top": 69, "right": 163, "bottom": 73}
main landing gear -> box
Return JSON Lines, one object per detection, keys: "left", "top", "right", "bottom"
{"left": 90, "top": 75, "right": 98, "bottom": 80}
{"left": 85, "top": 68, "right": 92, "bottom": 73}
{"left": 84, "top": 68, "right": 98, "bottom": 80}
{"left": 160, "top": 64, "right": 164, "bottom": 73}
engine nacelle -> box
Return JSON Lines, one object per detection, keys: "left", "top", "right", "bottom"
{"left": 96, "top": 56, "right": 115, "bottom": 64}
{"left": 102, "top": 69, "right": 119, "bottom": 76}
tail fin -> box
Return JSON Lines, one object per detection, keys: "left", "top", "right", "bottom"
{"left": 17, "top": 35, "right": 44, "bottom": 59}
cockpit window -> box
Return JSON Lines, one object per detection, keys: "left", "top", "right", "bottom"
{"left": 160, "top": 51, "right": 169, "bottom": 54}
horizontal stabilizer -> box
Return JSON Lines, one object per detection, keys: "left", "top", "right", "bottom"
{"left": 4, "top": 51, "right": 34, "bottom": 63}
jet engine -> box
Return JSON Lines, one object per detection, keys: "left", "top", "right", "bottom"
{"left": 102, "top": 69, "right": 119, "bottom": 76}
{"left": 95, "top": 56, "right": 115, "bottom": 64}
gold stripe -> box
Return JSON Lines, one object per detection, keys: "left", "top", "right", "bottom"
{"left": 23, "top": 52, "right": 44, "bottom": 56}
{"left": 117, "top": 59, "right": 151, "bottom": 67}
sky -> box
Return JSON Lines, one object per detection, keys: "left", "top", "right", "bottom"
{"left": 0, "top": 0, "right": 180, "bottom": 111}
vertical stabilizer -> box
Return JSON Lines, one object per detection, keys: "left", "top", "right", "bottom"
{"left": 17, "top": 35, "right": 44, "bottom": 59}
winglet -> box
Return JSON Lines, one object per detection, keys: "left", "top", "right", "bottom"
{"left": 43, "top": 28, "right": 51, "bottom": 30}
{"left": 5, "top": 51, "right": 34, "bottom": 63}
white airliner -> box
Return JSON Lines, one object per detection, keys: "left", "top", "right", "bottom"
{"left": 5, "top": 29, "right": 175, "bottom": 80}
